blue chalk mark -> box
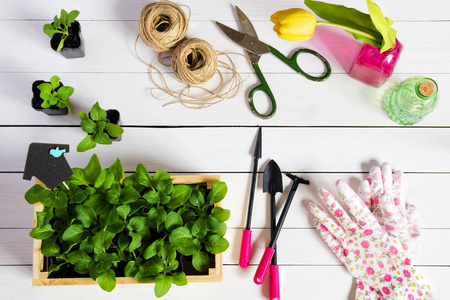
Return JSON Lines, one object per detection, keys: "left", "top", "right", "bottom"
{"left": 49, "top": 147, "right": 66, "bottom": 158}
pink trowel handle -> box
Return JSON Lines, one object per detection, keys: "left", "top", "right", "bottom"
{"left": 239, "top": 229, "right": 252, "bottom": 268}
{"left": 253, "top": 247, "right": 275, "bottom": 285}
{"left": 270, "top": 264, "right": 280, "bottom": 300}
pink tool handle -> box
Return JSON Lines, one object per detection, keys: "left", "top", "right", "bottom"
{"left": 239, "top": 229, "right": 252, "bottom": 268}
{"left": 253, "top": 247, "right": 275, "bottom": 285}
{"left": 269, "top": 265, "right": 280, "bottom": 300}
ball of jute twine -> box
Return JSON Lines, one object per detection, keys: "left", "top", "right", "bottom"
{"left": 171, "top": 38, "right": 218, "bottom": 85}
{"left": 138, "top": 1, "right": 188, "bottom": 52}
{"left": 135, "top": 1, "right": 249, "bottom": 109}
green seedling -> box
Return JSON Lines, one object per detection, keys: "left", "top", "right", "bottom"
{"left": 37, "top": 75, "right": 73, "bottom": 113}
{"left": 43, "top": 9, "right": 80, "bottom": 52}
{"left": 77, "top": 102, "right": 124, "bottom": 152}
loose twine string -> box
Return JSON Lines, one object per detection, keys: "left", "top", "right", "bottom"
{"left": 136, "top": 1, "right": 248, "bottom": 109}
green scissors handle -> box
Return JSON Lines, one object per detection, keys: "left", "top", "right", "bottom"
{"left": 248, "top": 63, "right": 277, "bottom": 119}
{"left": 269, "top": 45, "right": 331, "bottom": 81}
{"left": 248, "top": 46, "right": 331, "bottom": 119}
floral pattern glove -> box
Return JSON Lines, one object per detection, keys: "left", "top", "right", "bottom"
{"left": 355, "top": 163, "right": 421, "bottom": 299}
{"left": 359, "top": 163, "right": 420, "bottom": 239}
{"left": 308, "top": 180, "right": 432, "bottom": 299}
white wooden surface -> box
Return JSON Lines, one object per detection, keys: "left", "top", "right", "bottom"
{"left": 1, "top": 0, "right": 449, "bottom": 299}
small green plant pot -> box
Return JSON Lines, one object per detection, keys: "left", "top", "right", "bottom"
{"left": 87, "top": 109, "right": 123, "bottom": 142}
{"left": 50, "top": 21, "right": 85, "bottom": 59}
{"left": 31, "top": 80, "right": 69, "bottom": 116}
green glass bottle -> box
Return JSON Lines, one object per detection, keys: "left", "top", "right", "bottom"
{"left": 385, "top": 77, "right": 439, "bottom": 125}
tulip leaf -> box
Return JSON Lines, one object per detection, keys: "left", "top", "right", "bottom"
{"left": 366, "top": 0, "right": 396, "bottom": 52}
{"left": 305, "top": 0, "right": 381, "bottom": 47}
{"left": 305, "top": 0, "right": 396, "bottom": 52}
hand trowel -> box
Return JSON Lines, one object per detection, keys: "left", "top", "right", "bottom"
{"left": 263, "top": 160, "right": 283, "bottom": 300}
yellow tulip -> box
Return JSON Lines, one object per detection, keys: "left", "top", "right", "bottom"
{"left": 271, "top": 6, "right": 382, "bottom": 47}
{"left": 270, "top": 8, "right": 317, "bottom": 41}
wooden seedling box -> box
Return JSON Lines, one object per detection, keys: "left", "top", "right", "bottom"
{"left": 32, "top": 175, "right": 223, "bottom": 286}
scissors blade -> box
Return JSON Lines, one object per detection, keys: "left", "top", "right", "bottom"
{"left": 235, "top": 6, "right": 261, "bottom": 64}
{"left": 216, "top": 22, "right": 270, "bottom": 58}
{"left": 236, "top": 6, "right": 258, "bottom": 38}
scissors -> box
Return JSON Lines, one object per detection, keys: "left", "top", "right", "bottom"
{"left": 216, "top": 6, "right": 331, "bottom": 119}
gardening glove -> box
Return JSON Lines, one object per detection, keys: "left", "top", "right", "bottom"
{"left": 308, "top": 180, "right": 432, "bottom": 299}
{"left": 359, "top": 163, "right": 420, "bottom": 238}
{"left": 355, "top": 163, "right": 421, "bottom": 299}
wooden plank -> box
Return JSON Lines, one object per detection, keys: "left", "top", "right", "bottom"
{"left": 2, "top": 127, "right": 450, "bottom": 173}
{"left": 0, "top": 265, "right": 447, "bottom": 299}
{"left": 262, "top": 127, "right": 450, "bottom": 174}
{"left": 0, "top": 0, "right": 448, "bottom": 21}
{"left": 2, "top": 72, "right": 449, "bottom": 126}
{"left": 225, "top": 228, "right": 450, "bottom": 267}
{"left": 0, "top": 20, "right": 252, "bottom": 74}
{"left": 3, "top": 228, "right": 449, "bottom": 267}
{"left": 0, "top": 20, "right": 449, "bottom": 74}
{"left": 0, "top": 229, "right": 33, "bottom": 266}
{"left": 223, "top": 172, "right": 450, "bottom": 230}
{"left": 0, "top": 127, "right": 256, "bottom": 173}
{"left": 0, "top": 173, "right": 35, "bottom": 228}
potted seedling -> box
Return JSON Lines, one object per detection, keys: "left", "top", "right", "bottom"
{"left": 43, "top": 9, "right": 85, "bottom": 59}
{"left": 25, "top": 154, "right": 229, "bottom": 297}
{"left": 31, "top": 75, "right": 73, "bottom": 116}
{"left": 77, "top": 102, "right": 124, "bottom": 152}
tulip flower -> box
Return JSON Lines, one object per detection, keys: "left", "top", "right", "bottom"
{"left": 271, "top": 8, "right": 378, "bottom": 43}
{"left": 271, "top": 0, "right": 397, "bottom": 53}
{"left": 270, "top": 8, "right": 317, "bottom": 41}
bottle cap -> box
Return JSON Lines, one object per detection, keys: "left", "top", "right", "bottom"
{"left": 419, "top": 81, "right": 435, "bottom": 97}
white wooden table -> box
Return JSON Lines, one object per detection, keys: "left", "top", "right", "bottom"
{"left": 1, "top": 0, "right": 449, "bottom": 299}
